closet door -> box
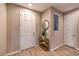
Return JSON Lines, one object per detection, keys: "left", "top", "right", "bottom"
{"left": 20, "top": 10, "right": 36, "bottom": 50}
{"left": 64, "top": 11, "right": 77, "bottom": 48}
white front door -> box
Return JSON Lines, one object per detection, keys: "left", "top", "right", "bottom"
{"left": 64, "top": 11, "right": 77, "bottom": 48}
{"left": 20, "top": 10, "right": 36, "bottom": 50}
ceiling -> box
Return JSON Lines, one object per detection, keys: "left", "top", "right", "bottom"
{"left": 14, "top": 3, "right": 79, "bottom": 13}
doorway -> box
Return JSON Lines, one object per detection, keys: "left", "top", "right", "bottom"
{"left": 20, "top": 9, "right": 36, "bottom": 50}
{"left": 64, "top": 11, "right": 77, "bottom": 48}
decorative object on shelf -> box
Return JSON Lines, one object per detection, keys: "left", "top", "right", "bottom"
{"left": 39, "top": 19, "right": 49, "bottom": 51}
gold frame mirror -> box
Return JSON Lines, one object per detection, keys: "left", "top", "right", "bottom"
{"left": 42, "top": 20, "right": 49, "bottom": 30}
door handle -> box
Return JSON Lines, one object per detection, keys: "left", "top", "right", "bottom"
{"left": 72, "top": 34, "right": 75, "bottom": 37}
{"left": 33, "top": 32, "right": 35, "bottom": 36}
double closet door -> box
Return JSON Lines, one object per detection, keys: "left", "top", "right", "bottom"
{"left": 20, "top": 9, "right": 36, "bottom": 50}
{"left": 64, "top": 10, "right": 78, "bottom": 48}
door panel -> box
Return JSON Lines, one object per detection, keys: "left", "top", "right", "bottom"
{"left": 64, "top": 11, "right": 77, "bottom": 48}
{"left": 20, "top": 10, "right": 36, "bottom": 50}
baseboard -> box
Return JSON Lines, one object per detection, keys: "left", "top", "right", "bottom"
{"left": 50, "top": 43, "right": 64, "bottom": 51}
{"left": 63, "top": 43, "right": 79, "bottom": 51}
{"left": 5, "top": 50, "right": 21, "bottom": 56}
{"left": 5, "top": 44, "right": 38, "bottom": 56}
{"left": 75, "top": 48, "right": 79, "bottom": 50}
{"left": 35, "top": 44, "right": 39, "bottom": 47}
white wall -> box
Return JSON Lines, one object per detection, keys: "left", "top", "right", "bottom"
{"left": 0, "top": 3, "right": 7, "bottom": 55}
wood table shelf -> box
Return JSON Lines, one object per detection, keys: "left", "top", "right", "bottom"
{"left": 39, "top": 36, "right": 49, "bottom": 51}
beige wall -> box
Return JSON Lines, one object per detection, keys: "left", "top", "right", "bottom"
{"left": 77, "top": 9, "right": 79, "bottom": 49}
{"left": 41, "top": 8, "right": 64, "bottom": 50}
{"left": 41, "top": 8, "right": 52, "bottom": 40}
{"left": 51, "top": 8, "right": 64, "bottom": 49}
{"left": 7, "top": 4, "right": 40, "bottom": 53}
{"left": 7, "top": 4, "right": 20, "bottom": 53}
{"left": 35, "top": 12, "right": 41, "bottom": 44}
{"left": 0, "top": 3, "right": 7, "bottom": 55}
{"left": 41, "top": 8, "right": 52, "bottom": 50}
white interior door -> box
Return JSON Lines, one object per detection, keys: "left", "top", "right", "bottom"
{"left": 64, "top": 11, "right": 77, "bottom": 48}
{"left": 20, "top": 10, "right": 36, "bottom": 50}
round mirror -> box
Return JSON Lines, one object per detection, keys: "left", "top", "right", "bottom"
{"left": 42, "top": 20, "right": 49, "bottom": 30}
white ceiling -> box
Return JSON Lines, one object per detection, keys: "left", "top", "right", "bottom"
{"left": 15, "top": 3, "right": 79, "bottom": 13}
